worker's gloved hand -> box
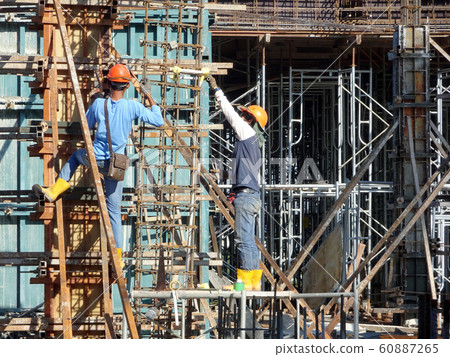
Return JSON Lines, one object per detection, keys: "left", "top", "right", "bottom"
{"left": 227, "top": 192, "right": 236, "bottom": 204}
{"left": 206, "top": 75, "right": 218, "bottom": 90}
{"left": 140, "top": 78, "right": 152, "bottom": 96}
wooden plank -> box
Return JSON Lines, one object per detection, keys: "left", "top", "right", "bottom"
{"left": 49, "top": 45, "right": 73, "bottom": 339}
{"left": 199, "top": 298, "right": 218, "bottom": 339}
{"left": 430, "top": 121, "right": 450, "bottom": 154}
{"left": 430, "top": 132, "right": 448, "bottom": 159}
{"left": 53, "top": 0, "right": 138, "bottom": 339}
{"left": 31, "top": 276, "right": 104, "bottom": 285}
{"left": 0, "top": 316, "right": 112, "bottom": 332}
{"left": 430, "top": 38, "right": 450, "bottom": 64}
{"left": 42, "top": 10, "right": 56, "bottom": 338}
{"left": 0, "top": 317, "right": 42, "bottom": 332}
{"left": 302, "top": 224, "right": 343, "bottom": 310}
{"left": 204, "top": 4, "right": 246, "bottom": 11}
{"left": 0, "top": 325, "right": 42, "bottom": 332}
{"left": 348, "top": 243, "right": 366, "bottom": 286}
{"left": 34, "top": 16, "right": 120, "bottom": 26}
{"left": 209, "top": 216, "right": 222, "bottom": 277}
{"left": 0, "top": 55, "right": 231, "bottom": 76}
{"left": 100, "top": 221, "right": 115, "bottom": 339}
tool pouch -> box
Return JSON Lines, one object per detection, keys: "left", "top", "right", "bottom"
{"left": 104, "top": 99, "right": 129, "bottom": 181}
{"left": 107, "top": 153, "right": 129, "bottom": 181}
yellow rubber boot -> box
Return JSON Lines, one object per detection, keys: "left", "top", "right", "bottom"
{"left": 117, "top": 248, "right": 125, "bottom": 270}
{"left": 32, "top": 178, "right": 70, "bottom": 203}
{"left": 252, "top": 269, "right": 263, "bottom": 291}
{"left": 237, "top": 269, "right": 253, "bottom": 290}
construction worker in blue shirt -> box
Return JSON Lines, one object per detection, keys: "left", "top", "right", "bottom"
{"left": 33, "top": 64, "right": 164, "bottom": 266}
{"left": 206, "top": 75, "right": 268, "bottom": 290}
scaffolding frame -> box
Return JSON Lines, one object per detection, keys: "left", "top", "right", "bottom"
{"left": 1, "top": 0, "right": 450, "bottom": 339}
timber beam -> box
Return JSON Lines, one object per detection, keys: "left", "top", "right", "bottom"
{"left": 0, "top": 55, "right": 232, "bottom": 76}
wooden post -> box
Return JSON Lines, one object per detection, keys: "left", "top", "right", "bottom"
{"left": 50, "top": 38, "right": 73, "bottom": 339}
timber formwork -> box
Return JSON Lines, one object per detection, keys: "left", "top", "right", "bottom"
{"left": 20, "top": 0, "right": 139, "bottom": 339}
{"left": 26, "top": 2, "right": 113, "bottom": 338}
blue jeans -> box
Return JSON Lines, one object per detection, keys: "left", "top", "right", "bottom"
{"left": 233, "top": 190, "right": 261, "bottom": 270}
{"left": 59, "top": 149, "right": 125, "bottom": 249}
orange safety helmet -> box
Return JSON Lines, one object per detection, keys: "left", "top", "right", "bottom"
{"left": 106, "top": 64, "right": 131, "bottom": 83}
{"left": 239, "top": 105, "right": 268, "bottom": 130}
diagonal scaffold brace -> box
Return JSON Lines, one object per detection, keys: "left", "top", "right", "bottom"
{"left": 53, "top": 0, "right": 139, "bottom": 339}
{"left": 325, "top": 164, "right": 450, "bottom": 334}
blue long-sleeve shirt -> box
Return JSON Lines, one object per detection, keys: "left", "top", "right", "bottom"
{"left": 86, "top": 97, "right": 164, "bottom": 160}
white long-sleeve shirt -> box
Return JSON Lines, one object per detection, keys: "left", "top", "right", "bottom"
{"left": 214, "top": 89, "right": 256, "bottom": 141}
{"left": 214, "top": 89, "right": 261, "bottom": 192}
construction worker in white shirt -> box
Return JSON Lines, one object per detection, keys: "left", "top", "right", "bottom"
{"left": 206, "top": 75, "right": 268, "bottom": 290}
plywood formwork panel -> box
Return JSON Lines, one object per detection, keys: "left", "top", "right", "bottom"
{"left": 302, "top": 223, "right": 343, "bottom": 310}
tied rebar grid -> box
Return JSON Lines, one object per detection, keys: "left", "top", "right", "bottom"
{"left": 210, "top": 0, "right": 450, "bottom": 32}
{"left": 133, "top": 0, "right": 204, "bottom": 337}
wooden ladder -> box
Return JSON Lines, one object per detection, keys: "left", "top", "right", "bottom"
{"left": 53, "top": 0, "right": 139, "bottom": 339}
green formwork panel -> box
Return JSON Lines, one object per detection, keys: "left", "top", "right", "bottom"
{"left": 0, "top": 7, "right": 212, "bottom": 316}
{"left": 0, "top": 9, "right": 45, "bottom": 308}
{"left": 0, "top": 216, "right": 18, "bottom": 311}
{"left": 19, "top": 218, "right": 44, "bottom": 310}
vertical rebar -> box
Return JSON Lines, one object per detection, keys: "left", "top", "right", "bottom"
{"left": 340, "top": 294, "right": 346, "bottom": 339}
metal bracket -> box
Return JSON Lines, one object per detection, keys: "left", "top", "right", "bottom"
{"left": 36, "top": 58, "right": 48, "bottom": 83}
{"left": 438, "top": 157, "right": 450, "bottom": 172}
{"left": 37, "top": 0, "right": 47, "bottom": 17}
{"left": 39, "top": 260, "right": 48, "bottom": 277}
{"left": 35, "top": 120, "right": 48, "bottom": 146}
